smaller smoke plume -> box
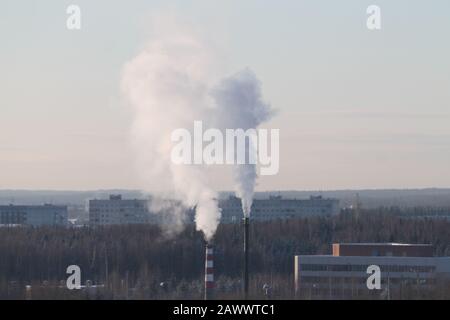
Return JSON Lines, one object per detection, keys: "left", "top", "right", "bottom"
{"left": 148, "top": 197, "right": 188, "bottom": 239}
{"left": 212, "top": 69, "right": 273, "bottom": 217}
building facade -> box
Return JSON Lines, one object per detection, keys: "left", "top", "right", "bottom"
{"left": 219, "top": 195, "right": 340, "bottom": 223}
{"left": 88, "top": 194, "right": 340, "bottom": 226}
{"left": 89, "top": 195, "right": 152, "bottom": 226}
{"left": 0, "top": 204, "right": 68, "bottom": 227}
{"left": 295, "top": 243, "right": 450, "bottom": 299}
{"left": 88, "top": 195, "right": 197, "bottom": 227}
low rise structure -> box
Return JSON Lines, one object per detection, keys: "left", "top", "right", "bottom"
{"left": 295, "top": 243, "right": 450, "bottom": 299}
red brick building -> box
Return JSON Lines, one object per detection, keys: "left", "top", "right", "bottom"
{"left": 332, "top": 243, "right": 434, "bottom": 257}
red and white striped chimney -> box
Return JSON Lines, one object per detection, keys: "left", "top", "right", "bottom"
{"left": 204, "top": 243, "right": 214, "bottom": 300}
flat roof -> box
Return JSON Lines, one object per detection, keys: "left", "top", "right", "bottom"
{"left": 335, "top": 243, "right": 432, "bottom": 247}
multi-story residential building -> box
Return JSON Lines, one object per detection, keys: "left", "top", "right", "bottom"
{"left": 0, "top": 204, "right": 68, "bottom": 227}
{"left": 88, "top": 194, "right": 340, "bottom": 226}
{"left": 294, "top": 243, "right": 450, "bottom": 299}
{"left": 88, "top": 194, "right": 198, "bottom": 227}
{"left": 89, "top": 195, "right": 152, "bottom": 226}
{"left": 219, "top": 195, "right": 340, "bottom": 223}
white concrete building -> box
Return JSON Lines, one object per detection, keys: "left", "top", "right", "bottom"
{"left": 219, "top": 195, "right": 340, "bottom": 223}
{"left": 88, "top": 195, "right": 197, "bottom": 227}
{"left": 89, "top": 195, "right": 152, "bottom": 226}
{"left": 88, "top": 194, "right": 340, "bottom": 226}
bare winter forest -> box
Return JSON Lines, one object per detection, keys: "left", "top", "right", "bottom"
{"left": 1, "top": 208, "right": 450, "bottom": 300}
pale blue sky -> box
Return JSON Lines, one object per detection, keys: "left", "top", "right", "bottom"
{"left": 1, "top": 0, "right": 449, "bottom": 190}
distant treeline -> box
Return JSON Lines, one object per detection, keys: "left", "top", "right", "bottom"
{"left": 2, "top": 188, "right": 450, "bottom": 208}
{"left": 1, "top": 208, "right": 450, "bottom": 299}
{"left": 362, "top": 206, "right": 450, "bottom": 218}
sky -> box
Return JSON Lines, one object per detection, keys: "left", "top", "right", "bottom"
{"left": 1, "top": 0, "right": 449, "bottom": 191}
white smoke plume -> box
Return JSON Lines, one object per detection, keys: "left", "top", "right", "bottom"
{"left": 121, "top": 14, "right": 273, "bottom": 238}
{"left": 121, "top": 16, "right": 221, "bottom": 241}
{"left": 212, "top": 69, "right": 273, "bottom": 217}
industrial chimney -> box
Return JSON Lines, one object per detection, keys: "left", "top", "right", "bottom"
{"left": 243, "top": 216, "right": 249, "bottom": 299}
{"left": 204, "top": 243, "right": 214, "bottom": 300}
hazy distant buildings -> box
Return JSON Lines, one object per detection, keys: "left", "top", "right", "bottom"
{"left": 88, "top": 195, "right": 153, "bottom": 226}
{"left": 89, "top": 194, "right": 199, "bottom": 227}
{"left": 88, "top": 194, "right": 340, "bottom": 226}
{"left": 295, "top": 243, "right": 450, "bottom": 299}
{"left": 219, "top": 195, "right": 340, "bottom": 223}
{"left": 0, "top": 204, "right": 68, "bottom": 227}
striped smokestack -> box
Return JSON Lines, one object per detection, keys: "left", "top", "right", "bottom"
{"left": 204, "top": 243, "right": 214, "bottom": 300}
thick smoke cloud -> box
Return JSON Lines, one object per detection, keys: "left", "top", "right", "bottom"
{"left": 121, "top": 17, "right": 221, "bottom": 241}
{"left": 121, "top": 15, "right": 273, "bottom": 239}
